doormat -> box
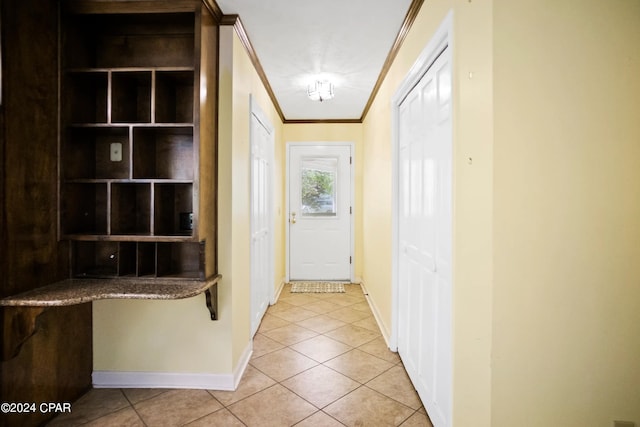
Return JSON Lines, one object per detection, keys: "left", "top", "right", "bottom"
{"left": 289, "top": 282, "right": 346, "bottom": 293}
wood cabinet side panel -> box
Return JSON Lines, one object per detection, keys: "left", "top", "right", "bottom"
{"left": 197, "top": 5, "right": 218, "bottom": 277}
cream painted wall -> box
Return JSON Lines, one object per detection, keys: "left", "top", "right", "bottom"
{"left": 362, "top": 1, "right": 494, "bottom": 426}
{"left": 93, "top": 25, "right": 285, "bottom": 379}
{"left": 282, "top": 124, "right": 363, "bottom": 281}
{"left": 364, "top": 0, "right": 640, "bottom": 425}
{"left": 221, "top": 25, "right": 285, "bottom": 368}
{"left": 492, "top": 1, "right": 640, "bottom": 425}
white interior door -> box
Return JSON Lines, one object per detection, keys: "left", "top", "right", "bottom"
{"left": 397, "top": 46, "right": 452, "bottom": 427}
{"left": 288, "top": 144, "right": 352, "bottom": 281}
{"left": 250, "top": 99, "right": 274, "bottom": 336}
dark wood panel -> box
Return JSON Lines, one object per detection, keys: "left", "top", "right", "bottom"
{"left": 0, "top": 1, "right": 92, "bottom": 425}
{"left": 1, "top": 306, "right": 92, "bottom": 427}
{"left": 198, "top": 4, "right": 218, "bottom": 278}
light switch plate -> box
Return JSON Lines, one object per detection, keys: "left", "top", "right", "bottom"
{"left": 110, "top": 142, "right": 122, "bottom": 162}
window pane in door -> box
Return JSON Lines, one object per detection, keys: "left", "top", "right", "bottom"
{"left": 300, "top": 157, "right": 337, "bottom": 217}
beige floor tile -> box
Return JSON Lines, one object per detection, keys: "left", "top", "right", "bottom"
{"left": 267, "top": 301, "right": 295, "bottom": 314}
{"left": 252, "top": 333, "right": 286, "bottom": 358}
{"left": 324, "top": 387, "right": 414, "bottom": 426}
{"left": 324, "top": 294, "right": 363, "bottom": 307}
{"left": 351, "top": 301, "right": 372, "bottom": 312}
{"left": 302, "top": 299, "right": 343, "bottom": 314}
{"left": 258, "top": 313, "right": 291, "bottom": 332}
{"left": 279, "top": 293, "right": 322, "bottom": 306}
{"left": 228, "top": 384, "right": 316, "bottom": 427}
{"left": 343, "top": 284, "right": 363, "bottom": 293}
{"left": 122, "top": 388, "right": 169, "bottom": 405}
{"left": 134, "top": 389, "right": 222, "bottom": 426}
{"left": 290, "top": 335, "right": 352, "bottom": 363}
{"left": 307, "top": 291, "right": 340, "bottom": 299}
{"left": 270, "top": 305, "right": 319, "bottom": 322}
{"left": 326, "top": 306, "right": 371, "bottom": 323}
{"left": 352, "top": 315, "right": 381, "bottom": 332}
{"left": 358, "top": 337, "right": 402, "bottom": 364}
{"left": 400, "top": 411, "right": 434, "bottom": 426}
{"left": 209, "top": 364, "right": 276, "bottom": 406}
{"left": 367, "top": 365, "right": 423, "bottom": 410}
{"left": 262, "top": 323, "right": 318, "bottom": 346}
{"left": 324, "top": 324, "right": 380, "bottom": 347}
{"left": 296, "top": 314, "right": 347, "bottom": 334}
{"left": 48, "top": 388, "right": 130, "bottom": 426}
{"left": 282, "top": 365, "right": 359, "bottom": 408}
{"left": 251, "top": 347, "right": 318, "bottom": 382}
{"left": 82, "top": 406, "right": 145, "bottom": 426}
{"left": 294, "top": 411, "right": 345, "bottom": 427}
{"left": 185, "top": 408, "right": 246, "bottom": 426}
{"left": 324, "top": 349, "right": 395, "bottom": 383}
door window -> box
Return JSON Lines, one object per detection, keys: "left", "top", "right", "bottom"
{"left": 300, "top": 157, "right": 337, "bottom": 217}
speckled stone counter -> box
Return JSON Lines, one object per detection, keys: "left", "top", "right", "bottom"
{"left": 0, "top": 275, "right": 221, "bottom": 307}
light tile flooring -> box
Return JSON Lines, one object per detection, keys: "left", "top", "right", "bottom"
{"left": 49, "top": 284, "right": 433, "bottom": 426}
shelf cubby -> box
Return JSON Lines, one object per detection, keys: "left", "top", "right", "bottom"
{"left": 154, "top": 183, "right": 193, "bottom": 236}
{"left": 132, "top": 127, "right": 194, "bottom": 180}
{"left": 62, "top": 183, "right": 108, "bottom": 235}
{"left": 155, "top": 70, "right": 194, "bottom": 123}
{"left": 65, "top": 13, "right": 195, "bottom": 69}
{"left": 156, "top": 242, "right": 201, "bottom": 279}
{"left": 73, "top": 241, "right": 119, "bottom": 278}
{"left": 111, "top": 183, "right": 151, "bottom": 235}
{"left": 63, "top": 127, "right": 130, "bottom": 180}
{"left": 137, "top": 242, "right": 156, "bottom": 277}
{"left": 117, "top": 242, "right": 137, "bottom": 276}
{"left": 112, "top": 71, "right": 152, "bottom": 123}
{"left": 65, "top": 71, "right": 108, "bottom": 123}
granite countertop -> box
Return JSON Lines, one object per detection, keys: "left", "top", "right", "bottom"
{"left": 0, "top": 275, "right": 221, "bottom": 307}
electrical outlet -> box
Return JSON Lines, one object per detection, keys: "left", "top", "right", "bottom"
{"left": 110, "top": 142, "right": 122, "bottom": 162}
{"left": 614, "top": 421, "right": 636, "bottom": 427}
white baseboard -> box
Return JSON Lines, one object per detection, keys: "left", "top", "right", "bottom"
{"left": 272, "top": 277, "right": 286, "bottom": 304}
{"left": 93, "top": 341, "right": 254, "bottom": 391}
{"left": 232, "top": 339, "right": 253, "bottom": 390}
{"left": 92, "top": 370, "right": 237, "bottom": 390}
{"left": 360, "top": 281, "right": 392, "bottom": 348}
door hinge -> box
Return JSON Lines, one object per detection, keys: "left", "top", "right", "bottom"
{"left": 350, "top": 206, "right": 352, "bottom": 214}
{"left": 350, "top": 256, "right": 352, "bottom": 264}
{"left": 350, "top": 156, "right": 352, "bottom": 165}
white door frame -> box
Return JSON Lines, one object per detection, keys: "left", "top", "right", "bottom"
{"left": 391, "top": 10, "right": 453, "bottom": 426}
{"left": 250, "top": 95, "right": 275, "bottom": 335}
{"left": 285, "top": 142, "right": 355, "bottom": 283}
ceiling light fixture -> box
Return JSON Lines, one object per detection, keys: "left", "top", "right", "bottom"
{"left": 307, "top": 80, "right": 334, "bottom": 102}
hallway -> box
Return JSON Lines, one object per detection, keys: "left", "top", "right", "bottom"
{"left": 48, "top": 284, "right": 432, "bottom": 426}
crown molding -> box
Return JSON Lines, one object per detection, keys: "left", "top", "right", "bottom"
{"left": 360, "top": 0, "right": 424, "bottom": 121}
{"left": 201, "top": 0, "right": 223, "bottom": 22}
{"left": 220, "top": 14, "right": 286, "bottom": 123}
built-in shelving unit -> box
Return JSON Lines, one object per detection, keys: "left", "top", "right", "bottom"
{"left": 0, "top": 1, "right": 220, "bottom": 318}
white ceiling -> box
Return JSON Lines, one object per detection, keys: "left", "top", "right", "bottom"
{"left": 215, "top": 0, "right": 414, "bottom": 122}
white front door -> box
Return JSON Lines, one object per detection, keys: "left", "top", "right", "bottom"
{"left": 397, "top": 45, "right": 452, "bottom": 427}
{"left": 288, "top": 144, "right": 352, "bottom": 281}
{"left": 250, "top": 99, "right": 274, "bottom": 336}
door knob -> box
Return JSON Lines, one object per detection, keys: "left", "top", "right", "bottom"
{"left": 291, "top": 212, "right": 297, "bottom": 224}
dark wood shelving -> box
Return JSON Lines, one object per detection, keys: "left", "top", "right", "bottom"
{"left": 46, "top": 1, "right": 219, "bottom": 314}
